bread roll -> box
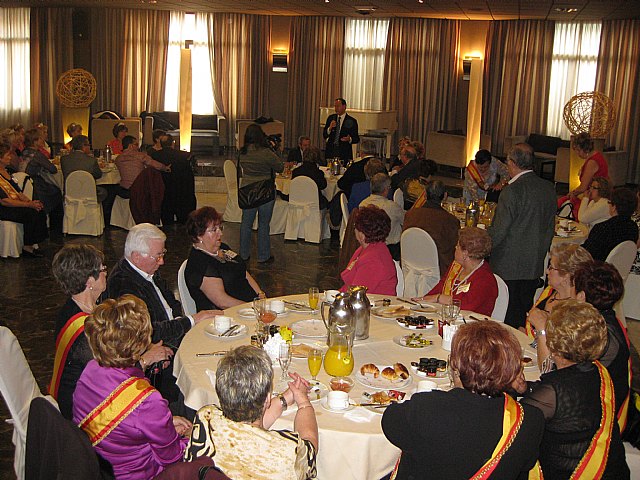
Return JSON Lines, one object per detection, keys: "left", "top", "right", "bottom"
{"left": 381, "top": 367, "right": 399, "bottom": 381}
{"left": 360, "top": 363, "right": 380, "bottom": 378}
{"left": 394, "top": 362, "right": 409, "bottom": 379}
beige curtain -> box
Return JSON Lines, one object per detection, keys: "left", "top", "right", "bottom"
{"left": 90, "top": 9, "right": 169, "bottom": 117}
{"left": 382, "top": 18, "right": 460, "bottom": 146}
{"left": 29, "top": 8, "right": 73, "bottom": 143}
{"left": 595, "top": 19, "right": 640, "bottom": 183}
{"left": 207, "top": 13, "right": 271, "bottom": 147}
{"left": 286, "top": 17, "right": 345, "bottom": 149}
{"left": 482, "top": 20, "right": 555, "bottom": 155}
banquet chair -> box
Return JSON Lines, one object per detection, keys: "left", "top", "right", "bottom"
{"left": 394, "top": 260, "right": 404, "bottom": 296}
{"left": 625, "top": 442, "right": 640, "bottom": 480}
{"left": 393, "top": 189, "right": 404, "bottom": 210}
{"left": 284, "top": 176, "right": 330, "bottom": 243}
{"left": 222, "top": 160, "right": 242, "bottom": 223}
{"left": 63, "top": 170, "right": 104, "bottom": 236}
{"left": 178, "top": 260, "right": 197, "bottom": 316}
{"left": 606, "top": 240, "right": 637, "bottom": 327}
{"left": 12, "top": 172, "right": 33, "bottom": 200}
{"left": 339, "top": 192, "right": 349, "bottom": 246}
{"left": 401, "top": 228, "right": 440, "bottom": 298}
{"left": 0, "top": 220, "right": 23, "bottom": 258}
{"left": 491, "top": 274, "right": 509, "bottom": 322}
{"left": 0, "top": 326, "right": 58, "bottom": 480}
{"left": 110, "top": 196, "right": 136, "bottom": 230}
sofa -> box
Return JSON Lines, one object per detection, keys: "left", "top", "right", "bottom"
{"left": 503, "top": 133, "right": 570, "bottom": 180}
{"left": 555, "top": 147, "right": 629, "bottom": 187}
{"left": 90, "top": 117, "right": 142, "bottom": 151}
{"left": 141, "top": 111, "right": 228, "bottom": 155}
{"left": 425, "top": 131, "right": 492, "bottom": 169}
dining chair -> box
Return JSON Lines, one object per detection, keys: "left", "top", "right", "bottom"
{"left": 63, "top": 170, "right": 104, "bottom": 236}
{"left": 339, "top": 192, "right": 349, "bottom": 246}
{"left": 393, "top": 189, "right": 405, "bottom": 210}
{"left": 222, "top": 160, "right": 242, "bottom": 223}
{"left": 110, "top": 196, "right": 136, "bottom": 230}
{"left": 0, "top": 220, "right": 23, "bottom": 258}
{"left": 491, "top": 274, "right": 509, "bottom": 322}
{"left": 400, "top": 228, "right": 440, "bottom": 297}
{"left": 606, "top": 240, "right": 638, "bottom": 327}
{"left": 12, "top": 172, "right": 33, "bottom": 200}
{"left": 178, "top": 260, "right": 198, "bottom": 316}
{"left": 0, "top": 326, "right": 58, "bottom": 480}
{"left": 394, "top": 260, "right": 404, "bottom": 296}
{"left": 284, "top": 176, "right": 330, "bottom": 243}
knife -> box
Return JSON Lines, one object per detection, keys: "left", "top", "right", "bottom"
{"left": 196, "top": 351, "right": 227, "bottom": 357}
{"left": 396, "top": 297, "right": 418, "bottom": 306}
{"left": 221, "top": 324, "right": 240, "bottom": 337}
{"left": 283, "top": 300, "right": 313, "bottom": 311}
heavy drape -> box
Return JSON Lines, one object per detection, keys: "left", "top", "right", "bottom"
{"left": 207, "top": 13, "right": 271, "bottom": 147}
{"left": 90, "top": 8, "right": 169, "bottom": 117}
{"left": 482, "top": 20, "right": 555, "bottom": 156}
{"left": 29, "top": 8, "right": 72, "bottom": 143}
{"left": 382, "top": 18, "right": 460, "bottom": 146}
{"left": 286, "top": 17, "right": 345, "bottom": 149}
{"left": 595, "top": 19, "right": 640, "bottom": 183}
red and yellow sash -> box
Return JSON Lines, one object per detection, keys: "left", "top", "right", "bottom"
{"left": 78, "top": 376, "right": 155, "bottom": 446}
{"left": 525, "top": 287, "right": 554, "bottom": 340}
{"left": 467, "top": 161, "right": 486, "bottom": 190}
{"left": 0, "top": 174, "right": 20, "bottom": 200}
{"left": 615, "top": 316, "right": 632, "bottom": 433}
{"left": 49, "top": 313, "right": 88, "bottom": 399}
{"left": 442, "top": 261, "right": 463, "bottom": 297}
{"left": 411, "top": 189, "right": 426, "bottom": 210}
{"left": 570, "top": 361, "right": 615, "bottom": 479}
{"left": 470, "top": 394, "right": 525, "bottom": 479}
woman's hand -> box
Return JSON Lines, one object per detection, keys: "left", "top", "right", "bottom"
{"left": 527, "top": 308, "right": 548, "bottom": 331}
{"left": 29, "top": 200, "right": 44, "bottom": 211}
{"left": 172, "top": 416, "right": 192, "bottom": 437}
{"left": 142, "top": 341, "right": 173, "bottom": 369}
{"left": 284, "top": 372, "right": 311, "bottom": 407}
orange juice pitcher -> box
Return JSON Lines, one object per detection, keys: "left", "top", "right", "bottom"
{"left": 323, "top": 328, "right": 354, "bottom": 377}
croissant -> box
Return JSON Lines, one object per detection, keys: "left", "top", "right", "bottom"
{"left": 393, "top": 363, "right": 409, "bottom": 380}
{"left": 360, "top": 363, "right": 380, "bottom": 378}
{"left": 381, "top": 367, "right": 399, "bottom": 381}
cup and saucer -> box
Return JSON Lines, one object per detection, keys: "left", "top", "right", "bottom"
{"left": 320, "top": 390, "right": 355, "bottom": 413}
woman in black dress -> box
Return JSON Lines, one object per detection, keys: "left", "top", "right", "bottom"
{"left": 185, "top": 206, "right": 264, "bottom": 311}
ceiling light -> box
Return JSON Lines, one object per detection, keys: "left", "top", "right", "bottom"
{"left": 555, "top": 7, "right": 578, "bottom": 13}
{"left": 418, "top": 0, "right": 424, "bottom": 3}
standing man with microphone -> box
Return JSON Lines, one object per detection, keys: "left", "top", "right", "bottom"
{"left": 323, "top": 97, "right": 360, "bottom": 162}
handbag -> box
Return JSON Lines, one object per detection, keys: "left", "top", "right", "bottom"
{"left": 236, "top": 155, "right": 275, "bottom": 209}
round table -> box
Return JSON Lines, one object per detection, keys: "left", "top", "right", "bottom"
{"left": 275, "top": 173, "right": 341, "bottom": 201}
{"left": 51, "top": 164, "right": 121, "bottom": 191}
{"left": 173, "top": 294, "right": 539, "bottom": 480}
{"left": 552, "top": 218, "right": 588, "bottom": 246}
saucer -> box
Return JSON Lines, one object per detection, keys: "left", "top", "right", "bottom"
{"left": 320, "top": 397, "right": 355, "bottom": 413}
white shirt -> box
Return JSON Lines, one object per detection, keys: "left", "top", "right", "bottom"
{"left": 359, "top": 193, "right": 405, "bottom": 244}
{"left": 508, "top": 169, "right": 533, "bottom": 184}
{"left": 578, "top": 197, "right": 611, "bottom": 228}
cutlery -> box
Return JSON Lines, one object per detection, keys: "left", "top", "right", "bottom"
{"left": 469, "top": 315, "right": 483, "bottom": 322}
{"left": 396, "top": 297, "right": 418, "bottom": 305}
{"left": 196, "top": 351, "right": 227, "bottom": 357}
{"left": 283, "top": 300, "right": 313, "bottom": 311}
{"left": 221, "top": 324, "right": 240, "bottom": 337}
{"left": 352, "top": 402, "right": 391, "bottom": 407}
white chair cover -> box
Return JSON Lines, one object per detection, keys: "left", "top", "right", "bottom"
{"left": 12, "top": 172, "right": 32, "bottom": 200}
{"left": 222, "top": 160, "right": 242, "bottom": 223}
{"left": 266, "top": 197, "right": 288, "bottom": 235}
{"left": 110, "top": 195, "right": 136, "bottom": 230}
{"left": 491, "top": 274, "right": 509, "bottom": 322}
{"left": 393, "top": 188, "right": 405, "bottom": 209}
{"left": 284, "top": 176, "right": 330, "bottom": 243}
{"left": 401, "top": 228, "right": 440, "bottom": 297}
{"left": 606, "top": 240, "right": 637, "bottom": 327}
{"left": 0, "top": 326, "right": 58, "bottom": 479}
{"left": 0, "top": 220, "right": 23, "bottom": 258}
{"left": 63, "top": 171, "right": 104, "bottom": 236}
{"left": 625, "top": 442, "right": 640, "bottom": 480}
{"left": 178, "top": 260, "right": 197, "bottom": 316}
{"left": 394, "top": 260, "right": 404, "bottom": 296}
{"left": 339, "top": 192, "right": 349, "bottom": 246}
{"left": 624, "top": 272, "right": 640, "bottom": 320}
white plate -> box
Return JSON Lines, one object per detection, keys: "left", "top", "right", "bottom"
{"left": 204, "top": 324, "right": 248, "bottom": 339}
{"left": 396, "top": 318, "right": 435, "bottom": 330}
{"left": 320, "top": 397, "right": 355, "bottom": 413}
{"left": 355, "top": 364, "right": 412, "bottom": 390}
{"left": 237, "top": 308, "right": 256, "bottom": 318}
{"left": 371, "top": 304, "right": 414, "bottom": 319}
{"left": 290, "top": 319, "right": 327, "bottom": 338}
{"left": 307, "top": 381, "right": 329, "bottom": 402}
{"left": 393, "top": 335, "right": 434, "bottom": 349}
{"left": 522, "top": 352, "right": 538, "bottom": 370}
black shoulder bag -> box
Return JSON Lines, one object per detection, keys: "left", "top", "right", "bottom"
{"left": 236, "top": 154, "right": 275, "bottom": 209}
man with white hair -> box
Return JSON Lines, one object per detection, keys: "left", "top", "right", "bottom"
{"left": 107, "top": 223, "right": 218, "bottom": 348}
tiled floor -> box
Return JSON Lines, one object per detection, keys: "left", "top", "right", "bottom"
{"left": 1, "top": 187, "right": 639, "bottom": 479}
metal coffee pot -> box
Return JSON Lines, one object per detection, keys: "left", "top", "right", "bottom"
{"left": 347, "top": 285, "right": 371, "bottom": 340}
{"left": 329, "top": 158, "right": 342, "bottom": 176}
{"left": 321, "top": 291, "right": 355, "bottom": 346}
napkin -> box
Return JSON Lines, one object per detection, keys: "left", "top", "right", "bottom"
{"left": 206, "top": 368, "right": 216, "bottom": 388}
{"left": 344, "top": 408, "right": 377, "bottom": 423}
{"left": 441, "top": 324, "right": 460, "bottom": 351}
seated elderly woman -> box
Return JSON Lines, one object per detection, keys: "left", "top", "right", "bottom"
{"left": 521, "top": 300, "right": 629, "bottom": 478}
{"left": 51, "top": 244, "right": 171, "bottom": 420}
{"left": 415, "top": 227, "right": 497, "bottom": 316}
{"left": 382, "top": 321, "right": 544, "bottom": 479}
{"left": 185, "top": 345, "right": 318, "bottom": 480}
{"left": 524, "top": 244, "right": 593, "bottom": 342}
{"left": 73, "top": 295, "right": 190, "bottom": 479}
{"left": 340, "top": 204, "right": 397, "bottom": 295}
{"left": 577, "top": 176, "right": 612, "bottom": 228}
{"left": 185, "top": 206, "right": 264, "bottom": 310}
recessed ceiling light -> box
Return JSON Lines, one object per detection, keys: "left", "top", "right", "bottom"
{"left": 418, "top": 0, "right": 424, "bottom": 3}
{"left": 555, "top": 7, "right": 578, "bottom": 13}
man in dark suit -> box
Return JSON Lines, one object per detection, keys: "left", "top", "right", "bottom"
{"left": 390, "top": 145, "right": 420, "bottom": 192}
{"left": 286, "top": 135, "right": 313, "bottom": 166}
{"left": 60, "top": 135, "right": 107, "bottom": 202}
{"left": 488, "top": 143, "right": 556, "bottom": 329}
{"left": 323, "top": 97, "right": 359, "bottom": 161}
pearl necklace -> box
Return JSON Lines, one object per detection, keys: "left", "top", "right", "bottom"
{"left": 72, "top": 296, "right": 96, "bottom": 313}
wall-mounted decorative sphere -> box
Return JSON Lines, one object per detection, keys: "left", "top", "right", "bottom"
{"left": 563, "top": 91, "right": 616, "bottom": 139}
{"left": 56, "top": 69, "right": 97, "bottom": 108}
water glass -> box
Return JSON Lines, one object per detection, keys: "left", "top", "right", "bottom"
{"left": 279, "top": 343, "right": 292, "bottom": 381}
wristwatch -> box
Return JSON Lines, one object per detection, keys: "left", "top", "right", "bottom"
{"left": 277, "top": 394, "right": 288, "bottom": 411}
{"left": 536, "top": 329, "right": 546, "bottom": 338}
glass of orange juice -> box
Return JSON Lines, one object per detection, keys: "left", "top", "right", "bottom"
{"left": 307, "top": 348, "right": 323, "bottom": 381}
{"left": 309, "top": 287, "right": 320, "bottom": 310}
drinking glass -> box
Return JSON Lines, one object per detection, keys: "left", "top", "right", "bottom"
{"left": 279, "top": 343, "right": 292, "bottom": 382}
{"left": 307, "top": 348, "right": 323, "bottom": 381}
{"left": 308, "top": 287, "right": 320, "bottom": 311}
{"left": 447, "top": 355, "right": 455, "bottom": 389}
{"left": 450, "top": 299, "right": 461, "bottom": 321}
{"left": 254, "top": 297, "right": 276, "bottom": 324}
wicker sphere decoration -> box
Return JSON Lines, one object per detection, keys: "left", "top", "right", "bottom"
{"left": 563, "top": 91, "right": 616, "bottom": 139}
{"left": 56, "top": 69, "right": 96, "bottom": 108}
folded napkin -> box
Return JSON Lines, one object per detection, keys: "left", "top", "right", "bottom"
{"left": 344, "top": 408, "right": 377, "bottom": 423}
{"left": 442, "top": 324, "right": 460, "bottom": 351}
{"left": 206, "top": 368, "right": 216, "bottom": 388}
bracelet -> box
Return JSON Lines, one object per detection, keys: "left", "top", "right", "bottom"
{"left": 139, "top": 356, "right": 147, "bottom": 370}
{"left": 278, "top": 394, "right": 288, "bottom": 412}
{"left": 536, "top": 329, "right": 546, "bottom": 338}
{"left": 297, "top": 403, "right": 313, "bottom": 411}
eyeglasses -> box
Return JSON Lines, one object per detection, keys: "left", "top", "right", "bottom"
{"left": 206, "top": 225, "right": 224, "bottom": 234}
{"left": 548, "top": 265, "right": 562, "bottom": 273}
{"left": 144, "top": 249, "right": 167, "bottom": 262}
{"left": 589, "top": 186, "right": 600, "bottom": 190}
{"left": 99, "top": 265, "right": 108, "bottom": 273}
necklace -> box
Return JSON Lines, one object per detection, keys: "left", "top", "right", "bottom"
{"left": 454, "top": 259, "right": 484, "bottom": 286}
{"left": 72, "top": 296, "right": 96, "bottom": 313}
{"left": 193, "top": 244, "right": 220, "bottom": 258}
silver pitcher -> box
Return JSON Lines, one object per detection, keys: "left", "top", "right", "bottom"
{"left": 320, "top": 292, "right": 355, "bottom": 346}
{"left": 348, "top": 285, "right": 371, "bottom": 340}
{"left": 329, "top": 158, "right": 342, "bottom": 176}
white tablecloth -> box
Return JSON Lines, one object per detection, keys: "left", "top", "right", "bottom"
{"left": 52, "top": 165, "right": 121, "bottom": 191}
{"left": 552, "top": 219, "right": 588, "bottom": 246}
{"left": 276, "top": 174, "right": 341, "bottom": 201}
{"left": 173, "top": 294, "right": 539, "bottom": 480}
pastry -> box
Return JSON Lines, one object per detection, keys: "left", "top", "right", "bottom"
{"left": 381, "top": 367, "right": 399, "bottom": 381}
{"left": 371, "top": 391, "right": 391, "bottom": 404}
{"left": 393, "top": 363, "right": 409, "bottom": 379}
{"left": 290, "top": 344, "right": 313, "bottom": 358}
{"left": 360, "top": 363, "right": 380, "bottom": 378}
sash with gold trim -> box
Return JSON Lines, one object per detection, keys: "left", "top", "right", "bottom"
{"left": 467, "top": 161, "right": 486, "bottom": 190}
{"left": 615, "top": 315, "right": 632, "bottom": 433}
{"left": 0, "top": 174, "right": 20, "bottom": 200}
{"left": 442, "top": 261, "right": 463, "bottom": 297}
{"left": 570, "top": 361, "right": 615, "bottom": 479}
{"left": 411, "top": 189, "right": 426, "bottom": 210}
{"left": 49, "top": 312, "right": 88, "bottom": 399}
{"left": 78, "top": 376, "right": 155, "bottom": 446}
{"left": 525, "top": 287, "right": 554, "bottom": 341}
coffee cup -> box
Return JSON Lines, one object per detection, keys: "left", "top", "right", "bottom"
{"left": 214, "top": 315, "right": 232, "bottom": 334}
{"left": 324, "top": 290, "right": 340, "bottom": 303}
{"left": 417, "top": 380, "right": 438, "bottom": 393}
{"left": 270, "top": 300, "right": 285, "bottom": 314}
{"left": 327, "top": 390, "right": 349, "bottom": 410}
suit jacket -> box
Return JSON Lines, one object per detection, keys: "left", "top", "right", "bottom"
{"left": 488, "top": 171, "right": 556, "bottom": 280}
{"left": 150, "top": 148, "right": 196, "bottom": 224}
{"left": 291, "top": 161, "right": 328, "bottom": 209}
{"left": 61, "top": 151, "right": 102, "bottom": 182}
{"left": 129, "top": 167, "right": 165, "bottom": 225}
{"left": 287, "top": 148, "right": 303, "bottom": 165}
{"left": 107, "top": 257, "right": 192, "bottom": 347}
{"left": 391, "top": 158, "right": 420, "bottom": 191}
{"left": 323, "top": 113, "right": 359, "bottom": 161}
{"left": 337, "top": 155, "right": 375, "bottom": 198}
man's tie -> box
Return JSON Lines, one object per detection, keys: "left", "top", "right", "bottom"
{"left": 333, "top": 115, "right": 341, "bottom": 146}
